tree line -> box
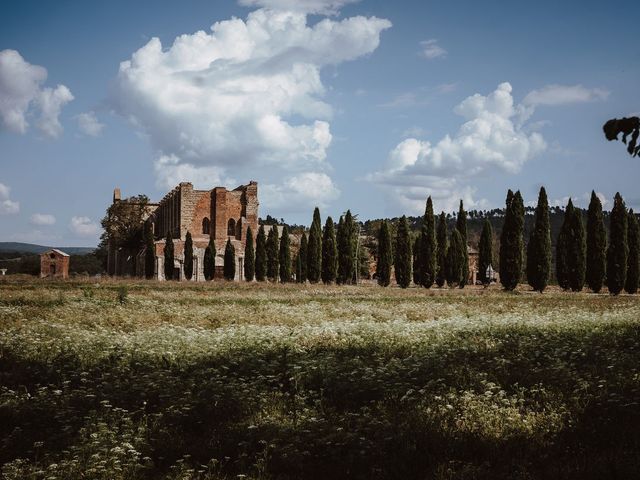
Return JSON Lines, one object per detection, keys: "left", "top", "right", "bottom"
{"left": 156, "top": 187, "right": 639, "bottom": 294}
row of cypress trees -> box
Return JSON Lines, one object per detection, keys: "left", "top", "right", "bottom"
{"left": 373, "top": 187, "right": 639, "bottom": 295}
{"left": 375, "top": 198, "right": 471, "bottom": 289}
{"left": 156, "top": 187, "right": 639, "bottom": 294}
{"left": 234, "top": 207, "right": 361, "bottom": 284}
{"left": 510, "top": 187, "right": 638, "bottom": 295}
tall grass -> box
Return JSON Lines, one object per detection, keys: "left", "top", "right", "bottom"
{"left": 1, "top": 279, "right": 639, "bottom": 479}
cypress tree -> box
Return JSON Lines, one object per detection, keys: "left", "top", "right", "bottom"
{"left": 307, "top": 208, "right": 322, "bottom": 283}
{"left": 435, "top": 212, "right": 448, "bottom": 287}
{"left": 376, "top": 220, "right": 392, "bottom": 287}
{"left": 183, "top": 231, "right": 194, "bottom": 280}
{"left": 298, "top": 232, "right": 308, "bottom": 283}
{"left": 420, "top": 196, "right": 437, "bottom": 288}
{"left": 279, "top": 224, "right": 291, "bottom": 283}
{"left": 446, "top": 228, "right": 464, "bottom": 287}
{"left": 295, "top": 253, "right": 303, "bottom": 283}
{"left": 163, "top": 230, "right": 174, "bottom": 280}
{"left": 478, "top": 220, "right": 493, "bottom": 285}
{"left": 413, "top": 234, "right": 422, "bottom": 285}
{"left": 338, "top": 210, "right": 356, "bottom": 284}
{"left": 456, "top": 200, "right": 469, "bottom": 287}
{"left": 586, "top": 191, "right": 607, "bottom": 292}
{"left": 267, "top": 225, "right": 279, "bottom": 282}
{"left": 255, "top": 225, "right": 267, "bottom": 282}
{"left": 244, "top": 226, "right": 255, "bottom": 281}
{"left": 322, "top": 217, "right": 338, "bottom": 284}
{"left": 223, "top": 238, "right": 235, "bottom": 280}
{"left": 526, "top": 186, "right": 551, "bottom": 292}
{"left": 625, "top": 210, "right": 639, "bottom": 294}
{"left": 203, "top": 236, "right": 215, "bottom": 281}
{"left": 556, "top": 207, "right": 570, "bottom": 290}
{"left": 500, "top": 190, "right": 525, "bottom": 291}
{"left": 607, "top": 193, "right": 628, "bottom": 295}
{"left": 335, "top": 216, "right": 345, "bottom": 282}
{"left": 394, "top": 215, "right": 412, "bottom": 288}
{"left": 567, "top": 201, "right": 586, "bottom": 292}
{"left": 144, "top": 222, "right": 155, "bottom": 279}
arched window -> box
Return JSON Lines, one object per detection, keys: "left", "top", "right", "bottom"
{"left": 202, "top": 217, "right": 210, "bottom": 235}
{"left": 227, "top": 218, "right": 236, "bottom": 236}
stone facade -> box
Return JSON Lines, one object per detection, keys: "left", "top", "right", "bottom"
{"left": 40, "top": 249, "right": 70, "bottom": 279}
{"left": 109, "top": 181, "right": 258, "bottom": 281}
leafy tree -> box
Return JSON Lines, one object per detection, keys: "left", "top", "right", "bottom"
{"left": 267, "top": 225, "right": 280, "bottom": 282}
{"left": 625, "top": 210, "right": 639, "bottom": 294}
{"left": 526, "top": 186, "right": 551, "bottom": 292}
{"left": 144, "top": 222, "right": 155, "bottom": 279}
{"left": 278, "top": 225, "right": 291, "bottom": 282}
{"left": 420, "top": 196, "right": 437, "bottom": 288}
{"left": 607, "top": 193, "right": 628, "bottom": 295}
{"left": 456, "top": 200, "right": 469, "bottom": 287}
{"left": 603, "top": 116, "right": 639, "bottom": 157}
{"left": 567, "top": 200, "right": 586, "bottom": 292}
{"left": 184, "top": 231, "right": 194, "bottom": 281}
{"left": 478, "top": 220, "right": 493, "bottom": 285}
{"left": 203, "top": 236, "right": 215, "bottom": 281}
{"left": 413, "top": 234, "right": 421, "bottom": 285}
{"left": 586, "top": 191, "right": 607, "bottom": 292}
{"left": 436, "top": 212, "right": 448, "bottom": 287}
{"left": 223, "top": 238, "right": 236, "bottom": 280}
{"left": 255, "top": 225, "right": 267, "bottom": 282}
{"left": 376, "top": 220, "right": 392, "bottom": 287}
{"left": 394, "top": 215, "right": 412, "bottom": 288}
{"left": 307, "top": 208, "right": 322, "bottom": 283}
{"left": 163, "top": 231, "right": 174, "bottom": 280}
{"left": 298, "top": 232, "right": 308, "bottom": 283}
{"left": 446, "top": 228, "right": 464, "bottom": 287}
{"left": 100, "top": 194, "right": 150, "bottom": 275}
{"left": 100, "top": 194, "right": 149, "bottom": 250}
{"left": 500, "top": 190, "right": 525, "bottom": 291}
{"left": 244, "top": 226, "right": 255, "bottom": 281}
{"left": 321, "top": 217, "right": 338, "bottom": 284}
{"left": 338, "top": 210, "right": 356, "bottom": 284}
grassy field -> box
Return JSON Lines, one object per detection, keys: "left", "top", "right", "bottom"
{"left": 1, "top": 277, "right": 639, "bottom": 479}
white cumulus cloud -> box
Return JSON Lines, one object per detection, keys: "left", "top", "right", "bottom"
{"left": 0, "top": 182, "right": 20, "bottom": 215}
{"left": 0, "top": 49, "right": 74, "bottom": 137}
{"left": 70, "top": 216, "right": 99, "bottom": 236}
{"left": 366, "top": 82, "right": 547, "bottom": 214}
{"left": 30, "top": 213, "right": 56, "bottom": 225}
{"left": 420, "top": 39, "right": 447, "bottom": 59}
{"left": 76, "top": 111, "right": 105, "bottom": 136}
{"left": 112, "top": 6, "right": 390, "bottom": 211}
{"left": 262, "top": 172, "right": 340, "bottom": 212}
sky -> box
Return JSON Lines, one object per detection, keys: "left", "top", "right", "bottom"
{"left": 1, "top": 0, "right": 639, "bottom": 247}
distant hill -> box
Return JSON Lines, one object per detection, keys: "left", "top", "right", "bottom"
{"left": 0, "top": 242, "right": 95, "bottom": 256}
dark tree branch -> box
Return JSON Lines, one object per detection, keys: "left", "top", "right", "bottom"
{"left": 603, "top": 116, "right": 640, "bottom": 156}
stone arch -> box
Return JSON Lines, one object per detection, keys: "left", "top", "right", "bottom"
{"left": 202, "top": 217, "right": 210, "bottom": 235}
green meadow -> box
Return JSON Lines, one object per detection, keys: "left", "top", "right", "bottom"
{"left": 1, "top": 278, "right": 639, "bottom": 479}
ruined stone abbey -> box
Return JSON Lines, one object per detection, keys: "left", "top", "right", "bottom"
{"left": 107, "top": 181, "right": 258, "bottom": 280}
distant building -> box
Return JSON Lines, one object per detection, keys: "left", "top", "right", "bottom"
{"left": 107, "top": 181, "right": 259, "bottom": 281}
{"left": 40, "top": 249, "right": 70, "bottom": 279}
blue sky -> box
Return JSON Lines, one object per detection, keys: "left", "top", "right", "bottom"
{"left": 1, "top": 0, "right": 639, "bottom": 246}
